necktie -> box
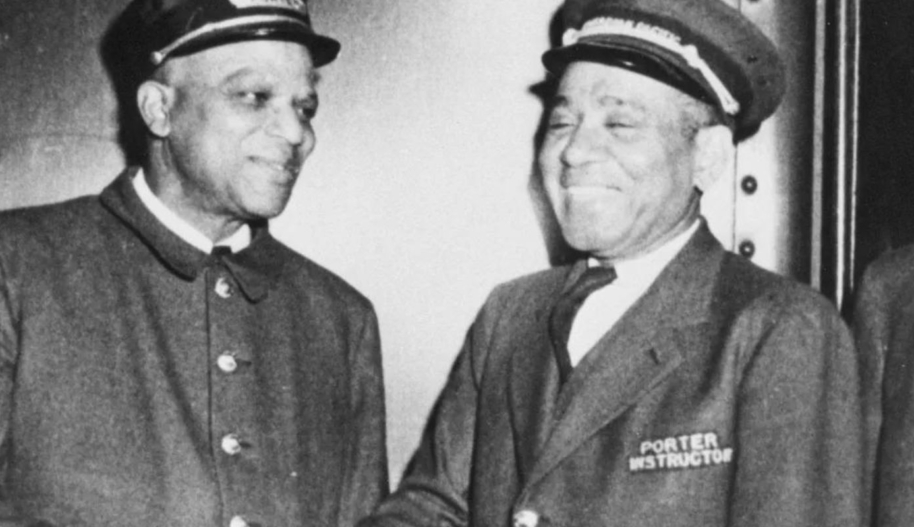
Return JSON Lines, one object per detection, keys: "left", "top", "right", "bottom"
{"left": 549, "top": 265, "right": 617, "bottom": 383}
{"left": 211, "top": 246, "right": 232, "bottom": 257}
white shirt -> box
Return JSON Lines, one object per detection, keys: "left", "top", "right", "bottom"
{"left": 132, "top": 169, "right": 251, "bottom": 254}
{"left": 566, "top": 221, "right": 701, "bottom": 366}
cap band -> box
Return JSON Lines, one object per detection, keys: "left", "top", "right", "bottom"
{"left": 150, "top": 14, "right": 311, "bottom": 65}
{"left": 229, "top": 0, "right": 307, "bottom": 12}
{"left": 562, "top": 17, "right": 741, "bottom": 115}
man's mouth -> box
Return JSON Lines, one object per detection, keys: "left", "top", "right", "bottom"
{"left": 559, "top": 171, "right": 619, "bottom": 192}
{"left": 565, "top": 186, "right": 614, "bottom": 196}
{"left": 252, "top": 156, "right": 302, "bottom": 179}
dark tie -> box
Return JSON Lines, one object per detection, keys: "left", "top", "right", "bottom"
{"left": 211, "top": 245, "right": 233, "bottom": 257}
{"left": 549, "top": 265, "right": 617, "bottom": 383}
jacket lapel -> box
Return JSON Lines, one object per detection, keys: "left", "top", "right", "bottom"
{"left": 507, "top": 263, "right": 586, "bottom": 479}
{"left": 522, "top": 222, "right": 723, "bottom": 488}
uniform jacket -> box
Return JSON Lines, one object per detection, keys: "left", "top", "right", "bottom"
{"left": 854, "top": 245, "right": 914, "bottom": 527}
{"left": 0, "top": 169, "right": 388, "bottom": 527}
{"left": 363, "top": 223, "right": 864, "bottom": 527}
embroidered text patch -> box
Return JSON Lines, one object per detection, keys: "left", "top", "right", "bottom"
{"left": 629, "top": 432, "right": 733, "bottom": 473}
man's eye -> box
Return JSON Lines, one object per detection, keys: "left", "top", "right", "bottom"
{"left": 605, "top": 120, "right": 632, "bottom": 129}
{"left": 239, "top": 91, "right": 269, "bottom": 106}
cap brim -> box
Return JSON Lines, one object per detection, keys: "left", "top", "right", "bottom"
{"left": 543, "top": 37, "right": 723, "bottom": 112}
{"left": 169, "top": 20, "right": 341, "bottom": 67}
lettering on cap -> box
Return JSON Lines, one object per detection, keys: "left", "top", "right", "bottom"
{"left": 563, "top": 16, "right": 740, "bottom": 115}
{"left": 229, "top": 0, "right": 308, "bottom": 15}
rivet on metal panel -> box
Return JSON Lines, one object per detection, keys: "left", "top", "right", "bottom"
{"left": 738, "top": 241, "right": 756, "bottom": 259}
{"left": 741, "top": 175, "right": 759, "bottom": 195}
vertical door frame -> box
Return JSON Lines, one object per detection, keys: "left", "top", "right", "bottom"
{"left": 814, "top": 0, "right": 861, "bottom": 311}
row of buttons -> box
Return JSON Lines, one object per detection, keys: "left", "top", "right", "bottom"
{"left": 214, "top": 274, "right": 247, "bottom": 527}
{"left": 217, "top": 353, "right": 243, "bottom": 451}
{"left": 214, "top": 273, "right": 258, "bottom": 527}
{"left": 215, "top": 274, "right": 241, "bottom": 374}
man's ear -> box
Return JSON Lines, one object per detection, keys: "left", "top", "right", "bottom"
{"left": 137, "top": 80, "right": 175, "bottom": 138}
{"left": 692, "top": 124, "right": 734, "bottom": 193}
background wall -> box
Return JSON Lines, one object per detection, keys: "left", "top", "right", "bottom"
{"left": 0, "top": 0, "right": 809, "bottom": 484}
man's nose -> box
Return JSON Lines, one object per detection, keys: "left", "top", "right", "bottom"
{"left": 560, "top": 124, "right": 603, "bottom": 167}
{"left": 267, "top": 105, "right": 308, "bottom": 146}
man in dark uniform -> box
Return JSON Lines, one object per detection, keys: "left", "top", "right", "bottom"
{"left": 360, "top": 0, "right": 865, "bottom": 526}
{"left": 855, "top": 249, "right": 914, "bottom": 527}
{"left": 0, "top": 1, "right": 388, "bottom": 525}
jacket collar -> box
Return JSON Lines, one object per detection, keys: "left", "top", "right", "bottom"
{"left": 99, "top": 167, "right": 287, "bottom": 303}
{"left": 558, "top": 219, "right": 719, "bottom": 328}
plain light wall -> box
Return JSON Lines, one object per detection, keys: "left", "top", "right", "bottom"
{"left": 0, "top": 1, "right": 794, "bottom": 485}
{"left": 278, "top": 0, "right": 564, "bottom": 483}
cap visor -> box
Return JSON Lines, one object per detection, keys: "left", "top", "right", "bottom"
{"left": 543, "top": 40, "right": 716, "bottom": 108}
{"left": 169, "top": 20, "right": 341, "bottom": 67}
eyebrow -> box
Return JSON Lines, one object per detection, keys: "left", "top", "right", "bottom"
{"left": 220, "top": 67, "right": 319, "bottom": 101}
{"left": 222, "top": 67, "right": 261, "bottom": 86}
{"left": 548, "top": 93, "right": 646, "bottom": 118}
{"left": 597, "top": 93, "right": 647, "bottom": 113}
{"left": 221, "top": 66, "right": 318, "bottom": 85}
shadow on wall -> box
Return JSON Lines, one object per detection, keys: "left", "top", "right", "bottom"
{"left": 98, "top": 0, "right": 154, "bottom": 168}
{"left": 527, "top": 8, "right": 585, "bottom": 268}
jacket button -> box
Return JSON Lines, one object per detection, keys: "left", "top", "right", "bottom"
{"left": 215, "top": 277, "right": 234, "bottom": 298}
{"left": 228, "top": 516, "right": 248, "bottom": 527}
{"left": 217, "top": 354, "right": 238, "bottom": 373}
{"left": 513, "top": 510, "right": 539, "bottom": 527}
{"left": 221, "top": 434, "right": 243, "bottom": 455}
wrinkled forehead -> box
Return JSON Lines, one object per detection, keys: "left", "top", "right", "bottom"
{"left": 162, "top": 39, "right": 317, "bottom": 85}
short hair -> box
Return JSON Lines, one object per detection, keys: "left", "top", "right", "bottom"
{"left": 675, "top": 92, "right": 729, "bottom": 141}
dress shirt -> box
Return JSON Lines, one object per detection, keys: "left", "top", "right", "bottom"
{"left": 567, "top": 220, "right": 701, "bottom": 366}
{"left": 133, "top": 169, "right": 251, "bottom": 253}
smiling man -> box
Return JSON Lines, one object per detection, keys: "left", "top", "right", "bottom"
{"left": 0, "top": 1, "right": 387, "bottom": 526}
{"left": 360, "top": 0, "right": 864, "bottom": 526}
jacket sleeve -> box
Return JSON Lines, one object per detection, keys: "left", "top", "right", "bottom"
{"left": 728, "top": 293, "right": 866, "bottom": 527}
{"left": 339, "top": 307, "right": 391, "bottom": 527}
{"left": 852, "top": 261, "right": 889, "bottom": 521}
{"left": 0, "top": 247, "right": 30, "bottom": 527}
{"left": 358, "top": 287, "right": 507, "bottom": 527}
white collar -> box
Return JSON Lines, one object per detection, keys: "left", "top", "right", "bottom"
{"left": 589, "top": 220, "right": 701, "bottom": 287}
{"left": 132, "top": 169, "right": 251, "bottom": 254}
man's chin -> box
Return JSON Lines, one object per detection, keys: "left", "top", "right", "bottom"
{"left": 561, "top": 232, "right": 620, "bottom": 258}
{"left": 240, "top": 198, "right": 292, "bottom": 222}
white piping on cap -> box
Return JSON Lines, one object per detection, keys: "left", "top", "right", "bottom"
{"left": 562, "top": 16, "right": 740, "bottom": 115}
{"left": 150, "top": 14, "right": 310, "bottom": 65}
